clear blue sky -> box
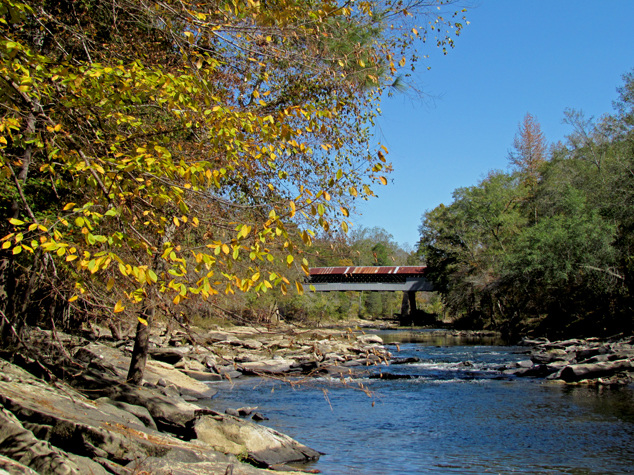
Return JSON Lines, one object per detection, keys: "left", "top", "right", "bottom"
{"left": 352, "top": 0, "right": 634, "bottom": 249}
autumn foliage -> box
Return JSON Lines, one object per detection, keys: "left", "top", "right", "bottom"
{"left": 0, "top": 0, "right": 467, "bottom": 378}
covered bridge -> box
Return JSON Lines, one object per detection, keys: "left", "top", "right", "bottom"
{"left": 306, "top": 266, "right": 434, "bottom": 325}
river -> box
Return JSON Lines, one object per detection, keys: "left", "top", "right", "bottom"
{"left": 207, "top": 329, "right": 634, "bottom": 474}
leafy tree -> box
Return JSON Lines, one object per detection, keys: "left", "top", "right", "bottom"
{"left": 419, "top": 171, "right": 530, "bottom": 330}
{"left": 0, "top": 0, "right": 468, "bottom": 381}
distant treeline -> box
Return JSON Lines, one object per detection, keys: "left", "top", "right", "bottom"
{"left": 418, "top": 70, "right": 634, "bottom": 339}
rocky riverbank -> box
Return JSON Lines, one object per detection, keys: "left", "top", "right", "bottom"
{"left": 0, "top": 320, "right": 393, "bottom": 474}
{"left": 505, "top": 335, "right": 634, "bottom": 385}
{"left": 3, "top": 321, "right": 633, "bottom": 474}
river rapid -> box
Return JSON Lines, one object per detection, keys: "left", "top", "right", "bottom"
{"left": 208, "top": 329, "right": 634, "bottom": 474}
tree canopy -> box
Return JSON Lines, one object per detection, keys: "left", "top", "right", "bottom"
{"left": 0, "top": 0, "right": 467, "bottom": 378}
{"left": 419, "top": 72, "right": 634, "bottom": 338}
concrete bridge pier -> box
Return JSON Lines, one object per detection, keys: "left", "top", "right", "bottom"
{"left": 400, "top": 291, "right": 417, "bottom": 316}
{"left": 399, "top": 291, "right": 417, "bottom": 326}
{"left": 399, "top": 291, "right": 437, "bottom": 326}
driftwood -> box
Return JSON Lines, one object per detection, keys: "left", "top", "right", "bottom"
{"left": 556, "top": 359, "right": 633, "bottom": 382}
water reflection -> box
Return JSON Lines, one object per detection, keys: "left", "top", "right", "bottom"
{"left": 562, "top": 384, "right": 634, "bottom": 424}
{"left": 376, "top": 328, "right": 508, "bottom": 346}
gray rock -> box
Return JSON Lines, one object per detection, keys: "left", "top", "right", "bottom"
{"left": 356, "top": 334, "right": 384, "bottom": 345}
{"left": 0, "top": 358, "right": 289, "bottom": 474}
{"left": 515, "top": 360, "right": 534, "bottom": 368}
{"left": 530, "top": 349, "right": 571, "bottom": 365}
{"left": 192, "top": 412, "right": 322, "bottom": 468}
{"left": 149, "top": 348, "right": 188, "bottom": 365}
{"left": 93, "top": 397, "right": 156, "bottom": 430}
{"left": 230, "top": 339, "right": 264, "bottom": 350}
{"left": 237, "top": 407, "right": 257, "bottom": 417}
{"left": 239, "top": 359, "right": 293, "bottom": 375}
{"left": 0, "top": 454, "right": 39, "bottom": 474}
{"left": 0, "top": 407, "right": 80, "bottom": 474}
{"left": 251, "top": 413, "right": 268, "bottom": 422}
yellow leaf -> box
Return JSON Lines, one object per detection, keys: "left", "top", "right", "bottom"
{"left": 68, "top": 295, "right": 78, "bottom": 303}
{"left": 114, "top": 300, "right": 125, "bottom": 313}
{"left": 8, "top": 218, "right": 24, "bottom": 226}
{"left": 173, "top": 216, "right": 180, "bottom": 227}
{"left": 295, "top": 281, "right": 304, "bottom": 295}
{"left": 106, "top": 277, "right": 115, "bottom": 291}
{"left": 192, "top": 217, "right": 199, "bottom": 227}
{"left": 138, "top": 316, "right": 148, "bottom": 325}
{"left": 379, "top": 176, "right": 388, "bottom": 185}
{"left": 239, "top": 225, "right": 251, "bottom": 238}
{"left": 286, "top": 254, "right": 294, "bottom": 266}
{"left": 12, "top": 246, "right": 21, "bottom": 255}
{"left": 289, "top": 201, "right": 296, "bottom": 217}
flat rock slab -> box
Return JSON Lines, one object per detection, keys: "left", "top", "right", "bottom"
{"left": 0, "top": 360, "right": 296, "bottom": 474}
{"left": 75, "top": 342, "right": 213, "bottom": 396}
{"left": 193, "top": 412, "right": 322, "bottom": 468}
{"left": 239, "top": 359, "right": 294, "bottom": 375}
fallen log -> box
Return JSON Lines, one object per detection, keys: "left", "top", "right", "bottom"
{"left": 554, "top": 359, "right": 633, "bottom": 382}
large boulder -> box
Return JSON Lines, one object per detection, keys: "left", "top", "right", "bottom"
{"left": 238, "top": 358, "right": 294, "bottom": 376}
{"left": 193, "top": 411, "right": 322, "bottom": 468}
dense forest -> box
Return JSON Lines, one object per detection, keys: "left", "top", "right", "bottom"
{"left": 418, "top": 71, "right": 634, "bottom": 339}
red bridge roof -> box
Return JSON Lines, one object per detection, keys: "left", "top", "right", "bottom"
{"left": 309, "top": 266, "right": 427, "bottom": 276}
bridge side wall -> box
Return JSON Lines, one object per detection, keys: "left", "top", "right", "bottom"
{"left": 307, "top": 278, "right": 433, "bottom": 292}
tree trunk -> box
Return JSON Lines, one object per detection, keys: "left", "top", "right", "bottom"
{"left": 126, "top": 306, "right": 155, "bottom": 385}
{"left": 125, "top": 223, "right": 175, "bottom": 385}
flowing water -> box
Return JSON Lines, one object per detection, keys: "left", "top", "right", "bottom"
{"left": 207, "top": 330, "right": 634, "bottom": 474}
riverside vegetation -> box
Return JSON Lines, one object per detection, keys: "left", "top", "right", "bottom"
{"left": 419, "top": 74, "right": 634, "bottom": 339}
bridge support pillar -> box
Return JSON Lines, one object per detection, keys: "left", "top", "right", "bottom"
{"left": 399, "top": 291, "right": 417, "bottom": 325}
{"left": 408, "top": 291, "right": 417, "bottom": 314}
